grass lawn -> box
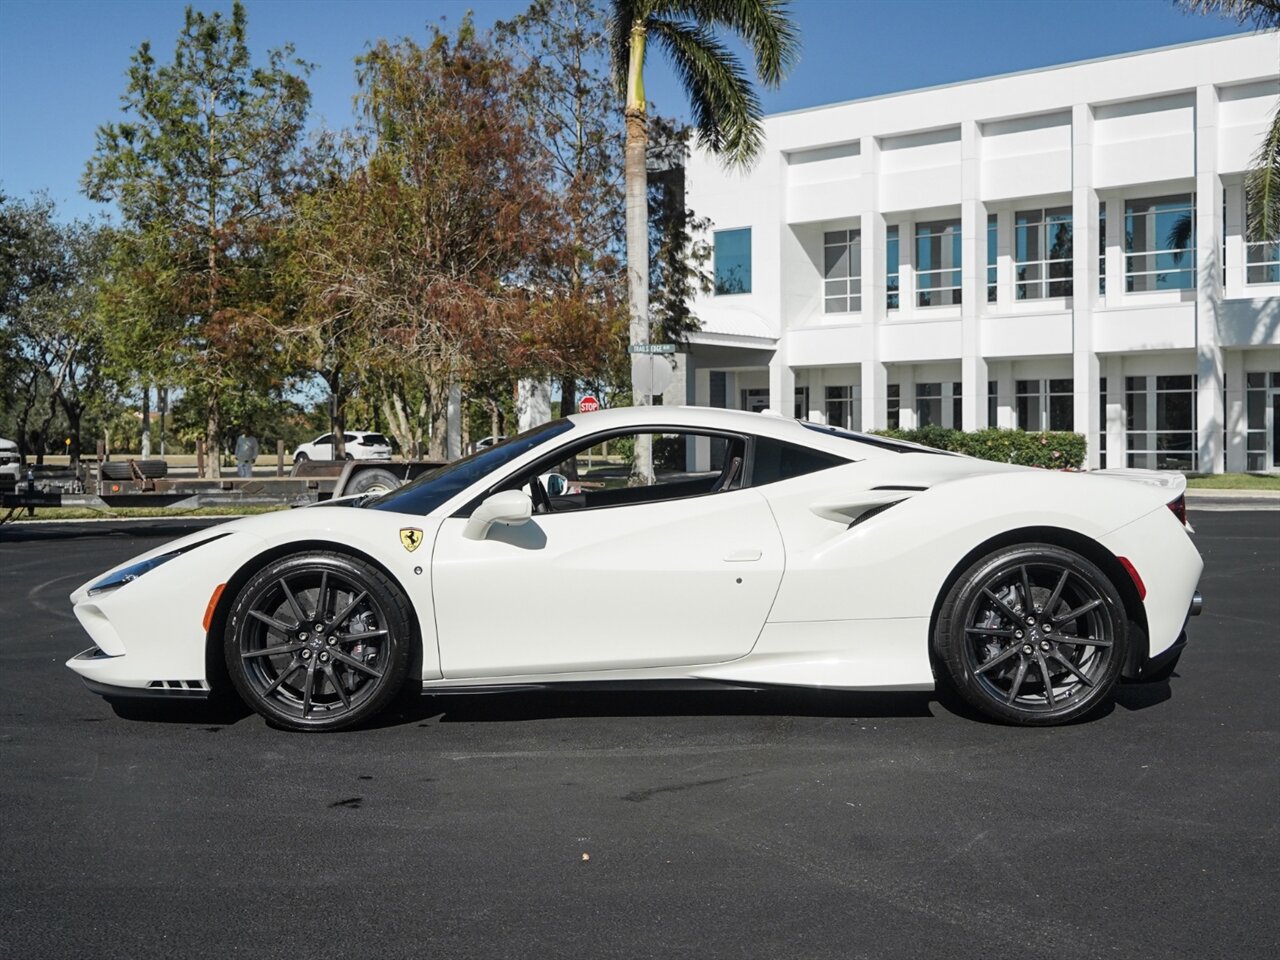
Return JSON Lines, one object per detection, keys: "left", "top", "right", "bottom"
{"left": 1185, "top": 473, "right": 1280, "bottom": 491}
{"left": 7, "top": 504, "right": 290, "bottom": 522}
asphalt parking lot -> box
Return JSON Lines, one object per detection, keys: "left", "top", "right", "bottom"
{"left": 1, "top": 511, "right": 1277, "bottom": 959}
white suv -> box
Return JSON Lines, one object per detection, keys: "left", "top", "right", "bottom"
{"left": 0, "top": 437, "right": 20, "bottom": 485}
{"left": 294, "top": 431, "right": 392, "bottom": 462}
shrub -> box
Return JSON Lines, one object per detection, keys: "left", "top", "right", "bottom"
{"left": 871, "top": 427, "right": 1086, "bottom": 470}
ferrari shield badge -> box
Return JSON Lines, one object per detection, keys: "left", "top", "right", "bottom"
{"left": 399, "top": 527, "right": 423, "bottom": 553}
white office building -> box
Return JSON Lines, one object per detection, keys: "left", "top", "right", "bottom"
{"left": 680, "top": 33, "right": 1280, "bottom": 472}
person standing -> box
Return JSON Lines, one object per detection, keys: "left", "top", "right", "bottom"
{"left": 235, "top": 429, "right": 259, "bottom": 478}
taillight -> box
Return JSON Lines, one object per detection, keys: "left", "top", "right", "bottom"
{"left": 1117, "top": 556, "right": 1146, "bottom": 601}
{"left": 1167, "top": 494, "right": 1187, "bottom": 526}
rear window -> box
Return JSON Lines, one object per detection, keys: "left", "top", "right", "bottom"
{"left": 749, "top": 437, "right": 849, "bottom": 486}
{"left": 359, "top": 434, "right": 389, "bottom": 445}
{"left": 800, "top": 421, "right": 951, "bottom": 455}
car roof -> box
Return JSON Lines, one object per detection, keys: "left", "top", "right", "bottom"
{"left": 562, "top": 405, "right": 907, "bottom": 460}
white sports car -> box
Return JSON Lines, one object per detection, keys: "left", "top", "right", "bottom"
{"left": 67, "top": 406, "right": 1203, "bottom": 731}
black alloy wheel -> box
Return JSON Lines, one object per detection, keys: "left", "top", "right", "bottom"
{"left": 935, "top": 544, "right": 1127, "bottom": 725}
{"left": 225, "top": 552, "right": 413, "bottom": 731}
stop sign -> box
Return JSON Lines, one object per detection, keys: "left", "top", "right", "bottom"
{"left": 578, "top": 395, "right": 600, "bottom": 413}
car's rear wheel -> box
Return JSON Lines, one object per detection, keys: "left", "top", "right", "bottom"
{"left": 935, "top": 544, "right": 1126, "bottom": 725}
{"left": 225, "top": 552, "right": 413, "bottom": 731}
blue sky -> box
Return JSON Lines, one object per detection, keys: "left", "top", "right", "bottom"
{"left": 0, "top": 0, "right": 1250, "bottom": 222}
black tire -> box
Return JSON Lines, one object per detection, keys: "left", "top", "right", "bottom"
{"left": 138, "top": 459, "right": 168, "bottom": 479}
{"left": 224, "top": 552, "right": 414, "bottom": 732}
{"left": 100, "top": 461, "right": 132, "bottom": 480}
{"left": 934, "top": 543, "right": 1127, "bottom": 726}
{"left": 343, "top": 453, "right": 354, "bottom": 461}
{"left": 347, "top": 468, "right": 402, "bottom": 496}
{"left": 293, "top": 451, "right": 309, "bottom": 463}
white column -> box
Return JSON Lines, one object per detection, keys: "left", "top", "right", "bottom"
{"left": 446, "top": 382, "right": 463, "bottom": 460}
{"left": 807, "top": 366, "right": 825, "bottom": 423}
{"left": 1105, "top": 356, "right": 1125, "bottom": 467}
{"left": 1104, "top": 197, "right": 1124, "bottom": 310}
{"left": 898, "top": 365, "right": 917, "bottom": 429}
{"left": 861, "top": 136, "right": 888, "bottom": 431}
{"left": 995, "top": 361, "right": 1016, "bottom": 429}
{"left": 996, "top": 207, "right": 1013, "bottom": 309}
{"left": 1196, "top": 84, "right": 1225, "bottom": 474}
{"left": 1224, "top": 182, "right": 1246, "bottom": 298}
{"left": 768, "top": 353, "right": 794, "bottom": 417}
{"left": 1224, "top": 349, "right": 1246, "bottom": 471}
{"left": 960, "top": 119, "right": 987, "bottom": 430}
{"left": 899, "top": 218, "right": 916, "bottom": 321}
{"left": 1072, "top": 103, "right": 1101, "bottom": 468}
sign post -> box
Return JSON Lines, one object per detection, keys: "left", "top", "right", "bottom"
{"left": 629, "top": 344, "right": 677, "bottom": 399}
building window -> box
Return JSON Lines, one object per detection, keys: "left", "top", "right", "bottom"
{"left": 1125, "top": 195, "right": 1194, "bottom": 292}
{"left": 915, "top": 219, "right": 962, "bottom": 307}
{"left": 1245, "top": 206, "right": 1279, "bottom": 284}
{"left": 823, "top": 229, "right": 861, "bottom": 313}
{"left": 714, "top": 228, "right": 752, "bottom": 295}
{"left": 1016, "top": 379, "right": 1073, "bottom": 431}
{"left": 794, "top": 387, "right": 810, "bottom": 420}
{"left": 887, "top": 384, "right": 900, "bottom": 429}
{"left": 741, "top": 387, "right": 769, "bottom": 412}
{"left": 1099, "top": 208, "right": 1107, "bottom": 296}
{"left": 1099, "top": 377, "right": 1107, "bottom": 469}
{"left": 1015, "top": 207, "right": 1072, "bottom": 299}
{"left": 1126, "top": 374, "right": 1197, "bottom": 471}
{"left": 1245, "top": 372, "right": 1280, "bottom": 471}
{"left": 825, "top": 385, "right": 861, "bottom": 431}
{"left": 987, "top": 214, "right": 997, "bottom": 304}
{"left": 916, "top": 382, "right": 941, "bottom": 426}
{"left": 886, "top": 226, "right": 900, "bottom": 310}
{"left": 915, "top": 382, "right": 962, "bottom": 428}
{"left": 988, "top": 380, "right": 998, "bottom": 427}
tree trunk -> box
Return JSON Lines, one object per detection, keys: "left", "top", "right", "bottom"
{"left": 205, "top": 391, "right": 221, "bottom": 479}
{"left": 625, "top": 19, "right": 654, "bottom": 484}
{"left": 427, "top": 378, "right": 448, "bottom": 461}
{"left": 559, "top": 375, "right": 579, "bottom": 479}
{"left": 140, "top": 382, "right": 151, "bottom": 458}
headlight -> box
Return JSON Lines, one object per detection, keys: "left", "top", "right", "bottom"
{"left": 86, "top": 532, "right": 232, "bottom": 596}
{"left": 88, "top": 553, "right": 181, "bottom": 595}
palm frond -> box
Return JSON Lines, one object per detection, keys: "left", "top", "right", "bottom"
{"left": 1173, "top": 0, "right": 1280, "bottom": 28}
{"left": 650, "top": 16, "right": 763, "bottom": 166}
{"left": 1245, "top": 101, "right": 1280, "bottom": 241}
{"left": 655, "top": 0, "right": 800, "bottom": 87}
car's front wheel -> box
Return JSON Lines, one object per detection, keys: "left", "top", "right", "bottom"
{"left": 225, "top": 552, "right": 413, "bottom": 731}
{"left": 934, "top": 544, "right": 1126, "bottom": 725}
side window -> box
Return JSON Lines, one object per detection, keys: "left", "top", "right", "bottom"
{"left": 749, "top": 436, "right": 849, "bottom": 487}
{"left": 315, "top": 434, "right": 333, "bottom": 445}
{"left": 494, "top": 430, "right": 747, "bottom": 515}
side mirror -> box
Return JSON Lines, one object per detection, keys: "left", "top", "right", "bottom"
{"left": 463, "top": 489, "right": 533, "bottom": 541}
{"left": 543, "top": 472, "right": 567, "bottom": 497}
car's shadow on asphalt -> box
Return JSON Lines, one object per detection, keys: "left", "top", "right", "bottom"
{"left": 101, "top": 678, "right": 1175, "bottom": 730}
{"left": 382, "top": 688, "right": 943, "bottom": 727}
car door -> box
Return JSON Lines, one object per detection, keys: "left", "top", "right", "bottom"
{"left": 313, "top": 434, "right": 334, "bottom": 459}
{"left": 430, "top": 485, "right": 784, "bottom": 679}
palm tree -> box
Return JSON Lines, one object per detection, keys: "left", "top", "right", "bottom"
{"left": 609, "top": 0, "right": 799, "bottom": 481}
{"left": 1176, "top": 0, "right": 1280, "bottom": 241}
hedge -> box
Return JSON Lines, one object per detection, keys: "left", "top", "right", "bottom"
{"left": 870, "top": 426, "right": 1087, "bottom": 470}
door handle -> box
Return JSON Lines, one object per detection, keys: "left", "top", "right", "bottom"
{"left": 723, "top": 549, "right": 762, "bottom": 562}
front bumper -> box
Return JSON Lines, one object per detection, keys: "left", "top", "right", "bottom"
{"left": 68, "top": 646, "right": 210, "bottom": 699}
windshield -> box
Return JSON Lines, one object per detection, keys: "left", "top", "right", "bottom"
{"left": 366, "top": 419, "right": 574, "bottom": 516}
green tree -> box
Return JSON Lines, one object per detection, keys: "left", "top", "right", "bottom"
{"left": 83, "top": 1, "right": 311, "bottom": 476}
{"left": 0, "top": 194, "right": 117, "bottom": 463}
{"left": 609, "top": 0, "right": 799, "bottom": 480}
{"left": 498, "top": 0, "right": 630, "bottom": 432}
{"left": 1176, "top": 0, "right": 1280, "bottom": 240}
